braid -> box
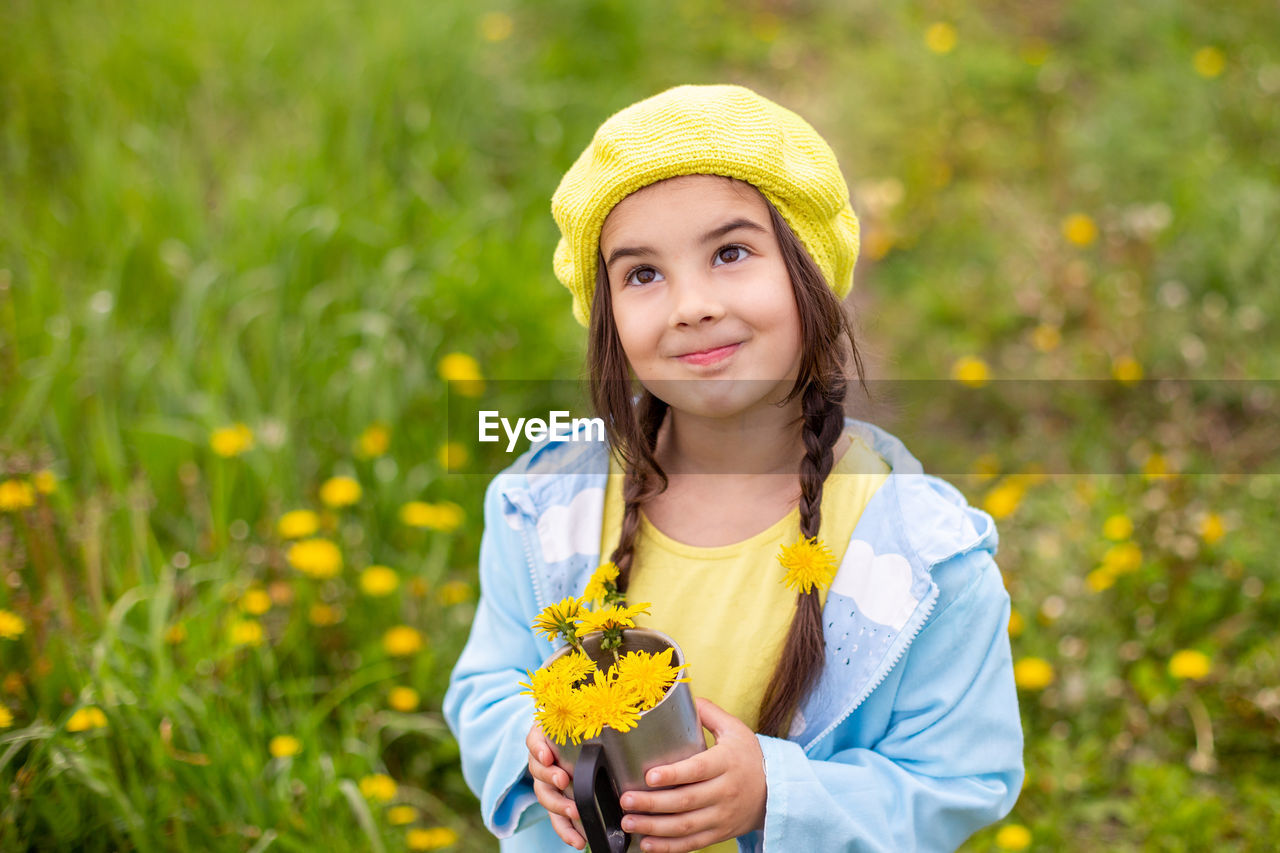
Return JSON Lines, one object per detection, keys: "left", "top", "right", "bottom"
{"left": 610, "top": 393, "right": 668, "bottom": 592}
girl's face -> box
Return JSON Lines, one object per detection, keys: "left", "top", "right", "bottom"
{"left": 599, "top": 174, "right": 802, "bottom": 420}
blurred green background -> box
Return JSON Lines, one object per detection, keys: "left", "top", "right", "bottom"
{"left": 2, "top": 0, "right": 1278, "bottom": 849}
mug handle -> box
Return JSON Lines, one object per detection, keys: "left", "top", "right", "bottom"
{"left": 572, "top": 742, "right": 630, "bottom": 853}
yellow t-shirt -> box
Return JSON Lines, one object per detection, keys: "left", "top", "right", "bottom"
{"left": 599, "top": 431, "right": 890, "bottom": 852}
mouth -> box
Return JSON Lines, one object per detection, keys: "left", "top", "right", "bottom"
{"left": 675, "top": 342, "right": 742, "bottom": 366}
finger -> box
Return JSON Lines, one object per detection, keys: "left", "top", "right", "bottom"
{"left": 619, "top": 806, "right": 723, "bottom": 843}
{"left": 549, "top": 811, "right": 586, "bottom": 850}
{"left": 693, "top": 697, "right": 741, "bottom": 740}
{"left": 528, "top": 752, "right": 572, "bottom": 790}
{"left": 643, "top": 746, "right": 723, "bottom": 788}
{"left": 619, "top": 779, "right": 717, "bottom": 815}
{"left": 532, "top": 777, "right": 579, "bottom": 822}
{"left": 525, "top": 725, "right": 556, "bottom": 768}
{"left": 635, "top": 828, "right": 727, "bottom": 853}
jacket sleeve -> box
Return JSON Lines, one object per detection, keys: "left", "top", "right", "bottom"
{"left": 442, "top": 474, "right": 548, "bottom": 838}
{"left": 747, "top": 549, "right": 1024, "bottom": 852}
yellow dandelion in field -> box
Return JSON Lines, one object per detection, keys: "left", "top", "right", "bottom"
{"left": 308, "top": 603, "right": 342, "bottom": 626}
{"left": 1007, "top": 609, "right": 1025, "bottom": 638}
{"left": 1111, "top": 355, "right": 1143, "bottom": 384}
{"left": 1199, "top": 513, "right": 1226, "bottom": 545}
{"left": 67, "top": 706, "right": 109, "bottom": 732}
{"left": 320, "top": 476, "right": 361, "bottom": 508}
{"left": 1062, "top": 213, "right": 1098, "bottom": 247}
{"left": 437, "top": 580, "right": 472, "bottom": 605}
{"left": 387, "top": 805, "right": 418, "bottom": 826}
{"left": 995, "top": 823, "right": 1032, "bottom": 850}
{"left": 1193, "top": 46, "right": 1225, "bottom": 78}
{"left": 0, "top": 706, "right": 12, "bottom": 728}
{"left": 438, "top": 442, "right": 469, "bottom": 470}
{"left": 240, "top": 589, "right": 272, "bottom": 616}
{"left": 478, "top": 11, "right": 513, "bottom": 43}
{"left": 269, "top": 735, "right": 302, "bottom": 758}
{"left": 575, "top": 602, "right": 651, "bottom": 636}
{"left": 1086, "top": 567, "right": 1117, "bottom": 592}
{"left": 1102, "top": 541, "right": 1142, "bottom": 575}
{"left": 1031, "top": 323, "right": 1061, "bottom": 352}
{"left": 230, "top": 619, "right": 265, "bottom": 647}
{"left": 576, "top": 677, "right": 642, "bottom": 740}
{"left": 360, "top": 566, "right": 400, "bottom": 597}
{"left": 210, "top": 423, "right": 254, "bottom": 457}
{"left": 951, "top": 356, "right": 989, "bottom": 388}
{"left": 33, "top": 469, "right": 58, "bottom": 495}
{"left": 582, "top": 561, "right": 620, "bottom": 605}
{"left": 925, "top": 22, "right": 957, "bottom": 54}
{"left": 399, "top": 501, "right": 465, "bottom": 532}
{"left": 533, "top": 597, "right": 585, "bottom": 643}
{"left": 277, "top": 509, "right": 320, "bottom": 539}
{"left": 1142, "top": 452, "right": 1171, "bottom": 480}
{"left": 0, "top": 479, "right": 36, "bottom": 512}
{"left": 982, "top": 480, "right": 1025, "bottom": 521}
{"left": 613, "top": 648, "right": 688, "bottom": 709}
{"left": 165, "top": 623, "right": 187, "bottom": 644}
{"left": 388, "top": 686, "right": 420, "bottom": 712}
{"left": 359, "top": 773, "right": 397, "bottom": 802}
{"left": 1013, "top": 657, "right": 1055, "bottom": 690}
{"left": 777, "top": 537, "right": 837, "bottom": 594}
{"left": 407, "top": 826, "right": 460, "bottom": 850}
{"left": 356, "top": 423, "right": 391, "bottom": 459}
{"left": 287, "top": 538, "right": 343, "bottom": 579}
{"left": 438, "top": 352, "right": 485, "bottom": 397}
{"left": 383, "top": 626, "right": 423, "bottom": 657}
{"left": 1102, "top": 514, "right": 1133, "bottom": 541}
{"left": 0, "top": 610, "right": 26, "bottom": 640}
{"left": 1169, "top": 649, "right": 1211, "bottom": 680}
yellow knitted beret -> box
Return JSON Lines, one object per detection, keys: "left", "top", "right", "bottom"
{"left": 551, "top": 84, "right": 860, "bottom": 326}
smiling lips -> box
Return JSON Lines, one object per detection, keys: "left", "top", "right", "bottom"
{"left": 675, "top": 342, "right": 742, "bottom": 366}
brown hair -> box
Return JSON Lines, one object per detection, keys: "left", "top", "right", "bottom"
{"left": 586, "top": 177, "right": 868, "bottom": 738}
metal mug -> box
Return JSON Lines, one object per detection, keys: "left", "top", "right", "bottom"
{"left": 543, "top": 628, "right": 704, "bottom": 853}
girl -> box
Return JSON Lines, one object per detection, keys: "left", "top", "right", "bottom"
{"left": 444, "top": 84, "right": 1024, "bottom": 852}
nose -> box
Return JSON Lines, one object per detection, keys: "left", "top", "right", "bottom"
{"left": 667, "top": 270, "right": 725, "bottom": 328}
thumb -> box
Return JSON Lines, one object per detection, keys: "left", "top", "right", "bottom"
{"left": 695, "top": 697, "right": 742, "bottom": 740}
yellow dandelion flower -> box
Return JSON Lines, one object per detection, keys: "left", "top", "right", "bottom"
{"left": 360, "top": 566, "right": 400, "bottom": 597}
{"left": 308, "top": 602, "right": 342, "bottom": 626}
{"left": 319, "top": 476, "right": 361, "bottom": 508}
{"left": 269, "top": 735, "right": 302, "bottom": 758}
{"left": 925, "top": 22, "right": 957, "bottom": 54}
{"left": 1102, "top": 541, "right": 1142, "bottom": 575}
{"left": 982, "top": 481, "right": 1025, "bottom": 520}
{"left": 383, "top": 626, "right": 423, "bottom": 657}
{"left": 399, "top": 501, "right": 465, "bottom": 532}
{"left": 548, "top": 651, "right": 597, "bottom": 685}
{"left": 210, "top": 423, "right": 254, "bottom": 457}
{"left": 534, "top": 681, "right": 588, "bottom": 746}
{"left": 1193, "top": 46, "right": 1225, "bottom": 78}
{"left": 387, "top": 805, "right": 418, "bottom": 826}
{"left": 287, "top": 538, "right": 343, "bottom": 579}
{"left": 582, "top": 561, "right": 620, "bottom": 604}
{"left": 951, "top": 356, "right": 989, "bottom": 387}
{"left": 165, "top": 622, "right": 187, "bottom": 644}
{"left": 1013, "top": 657, "right": 1055, "bottom": 690}
{"left": 438, "top": 352, "right": 485, "bottom": 397}
{"left": 230, "top": 619, "right": 265, "bottom": 647}
{"left": 1102, "top": 514, "right": 1133, "bottom": 541}
{"left": 437, "top": 580, "right": 472, "bottom": 606}
{"left": 521, "top": 652, "right": 596, "bottom": 704}
{"left": 277, "top": 509, "right": 320, "bottom": 539}
{"left": 478, "top": 11, "right": 513, "bottom": 43}
{"left": 577, "top": 677, "right": 642, "bottom": 740}
{"left": 240, "top": 589, "right": 272, "bottom": 616}
{"left": 388, "top": 686, "right": 420, "bottom": 712}
{"left": 356, "top": 423, "right": 390, "bottom": 459}
{"left": 1031, "top": 323, "right": 1061, "bottom": 352}
{"left": 359, "top": 773, "right": 397, "bottom": 802}
{"left": 612, "top": 648, "right": 688, "bottom": 710}
{"left": 1086, "top": 567, "right": 1117, "bottom": 592}
{"left": 0, "top": 706, "right": 12, "bottom": 728}
{"left": 1062, "top": 213, "right": 1098, "bottom": 247}
{"left": 778, "top": 537, "right": 838, "bottom": 594}
{"left": 1112, "top": 355, "right": 1143, "bottom": 384}
{"left": 1169, "top": 649, "right": 1211, "bottom": 680}
{"left": 1142, "top": 452, "right": 1171, "bottom": 480}
{"left": 574, "top": 602, "right": 650, "bottom": 636}
{"left": 1199, "top": 513, "right": 1226, "bottom": 545}
{"left": 67, "top": 705, "right": 109, "bottom": 732}
{"left": 0, "top": 610, "right": 26, "bottom": 640}
{"left": 533, "top": 597, "right": 584, "bottom": 643}
{"left": 438, "top": 442, "right": 469, "bottom": 470}
{"left": 33, "top": 469, "right": 58, "bottom": 495}
{"left": 1007, "top": 609, "right": 1025, "bottom": 638}
{"left": 995, "top": 823, "right": 1032, "bottom": 850}
{"left": 407, "top": 826, "right": 460, "bottom": 850}
{"left": 0, "top": 479, "right": 36, "bottom": 512}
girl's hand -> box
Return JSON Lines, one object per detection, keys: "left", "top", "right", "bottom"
{"left": 526, "top": 724, "right": 586, "bottom": 849}
{"left": 617, "top": 698, "right": 766, "bottom": 853}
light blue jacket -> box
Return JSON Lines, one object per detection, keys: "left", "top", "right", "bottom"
{"left": 443, "top": 419, "right": 1024, "bottom": 852}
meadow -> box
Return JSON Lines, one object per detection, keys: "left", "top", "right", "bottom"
{"left": 2, "top": 0, "right": 1278, "bottom": 849}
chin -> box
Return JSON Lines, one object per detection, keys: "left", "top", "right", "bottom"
{"left": 643, "top": 377, "right": 785, "bottom": 420}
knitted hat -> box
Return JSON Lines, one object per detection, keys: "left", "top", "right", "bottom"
{"left": 551, "top": 84, "right": 860, "bottom": 326}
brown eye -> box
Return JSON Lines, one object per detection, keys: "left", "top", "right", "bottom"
{"left": 634, "top": 268, "right": 656, "bottom": 285}
{"left": 715, "top": 245, "right": 747, "bottom": 265}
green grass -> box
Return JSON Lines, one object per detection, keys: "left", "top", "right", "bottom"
{"left": 2, "top": 0, "right": 1279, "bottom": 849}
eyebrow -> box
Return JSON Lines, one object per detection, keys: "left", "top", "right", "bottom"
{"left": 604, "top": 217, "right": 769, "bottom": 270}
